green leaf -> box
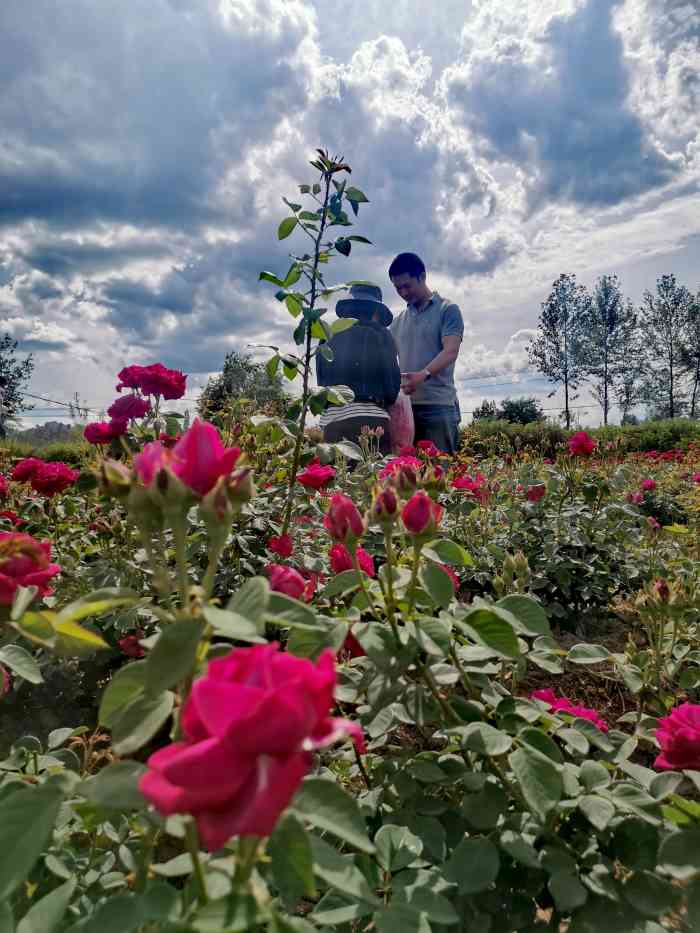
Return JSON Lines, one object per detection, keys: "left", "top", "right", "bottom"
{"left": 657, "top": 828, "right": 700, "bottom": 880}
{"left": 459, "top": 722, "right": 512, "bottom": 756}
{"left": 291, "top": 777, "right": 374, "bottom": 853}
{"left": 56, "top": 589, "right": 139, "bottom": 624}
{"left": 111, "top": 691, "right": 174, "bottom": 757}
{"left": 277, "top": 217, "right": 297, "bottom": 240}
{"left": 202, "top": 608, "right": 265, "bottom": 643}
{"left": 462, "top": 781, "right": 508, "bottom": 830}
{"left": 11, "top": 586, "right": 39, "bottom": 620}
{"left": 331, "top": 317, "right": 357, "bottom": 335}
{"left": 496, "top": 595, "right": 550, "bottom": 636}
{"left": 518, "top": 727, "right": 563, "bottom": 763}
{"left": 259, "top": 271, "right": 285, "bottom": 286}
{"left": 419, "top": 563, "right": 454, "bottom": 610}
{"left": 266, "top": 355, "right": 280, "bottom": 379}
{"left": 65, "top": 885, "right": 179, "bottom": 933}
{"left": 499, "top": 830, "right": 540, "bottom": 869}
{"left": 423, "top": 538, "right": 473, "bottom": 567}
{"left": 461, "top": 608, "right": 520, "bottom": 659}
{"left": 322, "top": 570, "right": 362, "bottom": 598}
{"left": 286, "top": 621, "right": 347, "bottom": 660}
{"left": 345, "top": 186, "right": 369, "bottom": 203}
{"left": 268, "top": 813, "right": 316, "bottom": 908}
{"left": 347, "top": 235, "right": 373, "bottom": 244}
{"left": 333, "top": 439, "right": 363, "bottom": 460}
{"left": 285, "top": 295, "right": 303, "bottom": 318}
{"left": 567, "top": 643, "right": 610, "bottom": 664}
{"left": 282, "top": 264, "right": 302, "bottom": 288}
{"left": 227, "top": 576, "right": 270, "bottom": 624}
{"left": 47, "top": 727, "right": 74, "bottom": 750}
{"left": 145, "top": 621, "right": 204, "bottom": 694}
{"left": 267, "top": 593, "right": 319, "bottom": 629}
{"left": 611, "top": 819, "right": 659, "bottom": 871}
{"left": 509, "top": 747, "right": 562, "bottom": 823}
{"left": 444, "top": 836, "right": 500, "bottom": 893}
{"left": 549, "top": 872, "right": 588, "bottom": 912}
{"left": 0, "top": 645, "right": 43, "bottom": 683}
{"left": 99, "top": 661, "right": 148, "bottom": 727}
{"left": 375, "top": 903, "right": 431, "bottom": 933}
{"left": 334, "top": 237, "right": 351, "bottom": 256}
{"left": 0, "top": 783, "right": 64, "bottom": 900}
{"left": 622, "top": 871, "right": 679, "bottom": 918}
{"left": 17, "top": 877, "right": 76, "bottom": 933}
{"left": 579, "top": 795, "right": 615, "bottom": 831}
{"left": 80, "top": 761, "right": 146, "bottom": 810}
{"left": 375, "top": 825, "right": 423, "bottom": 872}
{"left": 579, "top": 760, "right": 610, "bottom": 790}
{"left": 0, "top": 902, "right": 13, "bottom": 933}
{"left": 309, "top": 836, "right": 379, "bottom": 904}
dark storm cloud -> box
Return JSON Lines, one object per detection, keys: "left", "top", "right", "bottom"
{"left": 445, "top": 0, "right": 679, "bottom": 210}
{"left": 22, "top": 239, "right": 169, "bottom": 279}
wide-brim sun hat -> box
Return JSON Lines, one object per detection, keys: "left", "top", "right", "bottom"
{"left": 336, "top": 283, "right": 393, "bottom": 327}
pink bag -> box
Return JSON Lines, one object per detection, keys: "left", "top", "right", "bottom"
{"left": 388, "top": 391, "right": 414, "bottom": 452}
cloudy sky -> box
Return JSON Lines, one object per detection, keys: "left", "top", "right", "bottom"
{"left": 1, "top": 0, "right": 699, "bottom": 427}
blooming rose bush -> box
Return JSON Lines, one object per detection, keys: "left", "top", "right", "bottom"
{"left": 116, "top": 362, "right": 187, "bottom": 399}
{"left": 0, "top": 531, "right": 61, "bottom": 604}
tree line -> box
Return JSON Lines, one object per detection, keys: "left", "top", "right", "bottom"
{"left": 526, "top": 273, "right": 700, "bottom": 427}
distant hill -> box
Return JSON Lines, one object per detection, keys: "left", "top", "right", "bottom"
{"left": 8, "top": 421, "right": 84, "bottom": 447}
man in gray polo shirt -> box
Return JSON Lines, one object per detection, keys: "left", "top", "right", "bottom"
{"left": 388, "top": 252, "right": 464, "bottom": 453}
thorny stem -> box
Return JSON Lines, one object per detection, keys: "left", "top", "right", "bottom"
{"left": 382, "top": 528, "right": 402, "bottom": 645}
{"left": 281, "top": 172, "right": 334, "bottom": 536}
{"left": 170, "top": 512, "right": 191, "bottom": 608}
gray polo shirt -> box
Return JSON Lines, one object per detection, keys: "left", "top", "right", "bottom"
{"left": 390, "top": 292, "right": 464, "bottom": 405}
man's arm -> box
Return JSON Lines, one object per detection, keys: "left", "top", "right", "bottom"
{"left": 401, "top": 335, "right": 461, "bottom": 395}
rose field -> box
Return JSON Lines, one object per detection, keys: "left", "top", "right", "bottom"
{"left": 2, "top": 156, "right": 700, "bottom": 933}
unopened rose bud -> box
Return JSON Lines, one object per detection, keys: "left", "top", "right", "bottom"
{"left": 200, "top": 475, "right": 235, "bottom": 531}
{"left": 100, "top": 459, "right": 132, "bottom": 499}
{"left": 514, "top": 551, "right": 529, "bottom": 580}
{"left": 227, "top": 466, "right": 255, "bottom": 505}
{"left": 654, "top": 579, "right": 670, "bottom": 603}
{"left": 126, "top": 484, "right": 165, "bottom": 533}
{"left": 396, "top": 464, "right": 418, "bottom": 495}
{"left": 401, "top": 490, "right": 442, "bottom": 538}
{"left": 503, "top": 554, "right": 516, "bottom": 585}
{"left": 371, "top": 485, "right": 398, "bottom": 527}
{"left": 323, "top": 493, "right": 366, "bottom": 546}
{"left": 493, "top": 574, "right": 506, "bottom": 597}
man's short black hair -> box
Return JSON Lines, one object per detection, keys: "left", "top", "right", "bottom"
{"left": 388, "top": 252, "right": 426, "bottom": 280}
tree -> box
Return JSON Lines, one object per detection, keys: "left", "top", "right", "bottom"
{"left": 680, "top": 289, "right": 700, "bottom": 419}
{"left": 527, "top": 274, "right": 590, "bottom": 429}
{"left": 471, "top": 399, "right": 500, "bottom": 421}
{"left": 497, "top": 396, "right": 544, "bottom": 425}
{"left": 638, "top": 274, "right": 693, "bottom": 419}
{"left": 0, "top": 334, "right": 34, "bottom": 436}
{"left": 580, "top": 274, "right": 637, "bottom": 425}
{"left": 198, "top": 351, "right": 286, "bottom": 420}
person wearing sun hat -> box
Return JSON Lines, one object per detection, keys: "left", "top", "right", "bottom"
{"left": 316, "top": 284, "right": 400, "bottom": 453}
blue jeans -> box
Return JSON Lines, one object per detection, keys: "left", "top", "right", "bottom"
{"left": 412, "top": 402, "right": 461, "bottom": 454}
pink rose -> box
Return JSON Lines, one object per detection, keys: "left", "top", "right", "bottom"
{"left": 329, "top": 543, "right": 375, "bottom": 577}
{"left": 379, "top": 455, "right": 422, "bottom": 480}
{"left": 526, "top": 484, "right": 546, "bottom": 503}
{"left": 139, "top": 643, "right": 364, "bottom": 849}
{"left": 0, "top": 475, "right": 7, "bottom": 500}
{"left": 641, "top": 478, "right": 657, "bottom": 492}
{"left": 297, "top": 460, "right": 336, "bottom": 491}
{"left": 117, "top": 363, "right": 187, "bottom": 400}
{"left": 267, "top": 534, "right": 294, "bottom": 558}
{"left": 531, "top": 689, "right": 607, "bottom": 732}
{"left": 568, "top": 431, "right": 596, "bottom": 456}
{"left": 323, "top": 493, "right": 365, "bottom": 544}
{"left": 267, "top": 564, "right": 306, "bottom": 600}
{"left": 0, "top": 532, "right": 61, "bottom": 605}
{"left": 647, "top": 516, "right": 661, "bottom": 531}
{"left": 654, "top": 703, "right": 700, "bottom": 771}
{"left": 30, "top": 462, "right": 80, "bottom": 497}
{"left": 654, "top": 579, "right": 670, "bottom": 603}
{"left": 692, "top": 473, "right": 700, "bottom": 484}
{"left": 10, "top": 458, "right": 44, "bottom": 482}
{"left": 401, "top": 490, "right": 443, "bottom": 537}
{"left": 627, "top": 492, "right": 644, "bottom": 505}
{"left": 398, "top": 445, "right": 416, "bottom": 456}
{"left": 107, "top": 394, "right": 152, "bottom": 421}
{"left": 134, "top": 419, "right": 241, "bottom": 497}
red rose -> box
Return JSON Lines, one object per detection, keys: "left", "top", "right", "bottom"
{"left": 297, "top": 460, "right": 336, "bottom": 491}
{"left": 329, "top": 543, "right": 375, "bottom": 577}
{"left": 116, "top": 363, "right": 187, "bottom": 400}
{"left": 0, "top": 475, "right": 7, "bottom": 499}
{"left": 342, "top": 628, "right": 366, "bottom": 659}
{"left": 107, "top": 394, "right": 152, "bottom": 421}
{"left": 0, "top": 532, "right": 61, "bottom": 605}
{"left": 568, "top": 431, "right": 596, "bottom": 456}
{"left": 641, "top": 479, "right": 656, "bottom": 492}
{"left": 135, "top": 419, "right": 242, "bottom": 497}
{"left": 526, "top": 484, "right": 546, "bottom": 503}
{"left": 531, "top": 689, "right": 608, "bottom": 732}
{"left": 654, "top": 703, "right": 700, "bottom": 771}
{"left": 119, "top": 634, "right": 146, "bottom": 658}
{"left": 401, "top": 490, "right": 442, "bottom": 537}
{"left": 452, "top": 473, "right": 490, "bottom": 504}
{"left": 323, "top": 493, "right": 365, "bottom": 545}
{"left": 0, "top": 511, "right": 25, "bottom": 528}
{"left": 84, "top": 420, "right": 128, "bottom": 445}
{"left": 267, "top": 534, "right": 294, "bottom": 558}
{"left": 267, "top": 564, "right": 306, "bottom": 600}
{"left": 379, "top": 455, "right": 422, "bottom": 480}
{"left": 11, "top": 458, "right": 44, "bottom": 482}
{"left": 139, "top": 643, "right": 364, "bottom": 849}
{"left": 693, "top": 473, "right": 700, "bottom": 484}
{"left": 30, "top": 462, "right": 80, "bottom": 497}
{"left": 398, "top": 445, "right": 416, "bottom": 456}
{"left": 654, "top": 579, "right": 670, "bottom": 603}
{"left": 417, "top": 440, "right": 441, "bottom": 458}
